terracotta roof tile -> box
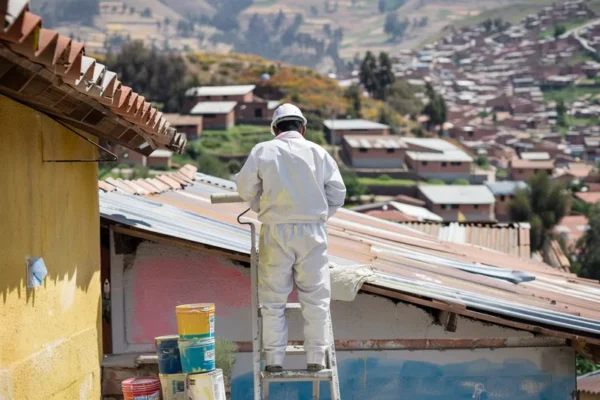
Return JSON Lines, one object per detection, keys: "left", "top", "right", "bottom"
{"left": 0, "top": 0, "right": 186, "bottom": 155}
{"left": 156, "top": 175, "right": 182, "bottom": 190}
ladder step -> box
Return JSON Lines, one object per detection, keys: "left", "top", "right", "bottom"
{"left": 261, "top": 369, "right": 333, "bottom": 383}
{"left": 285, "top": 344, "right": 306, "bottom": 355}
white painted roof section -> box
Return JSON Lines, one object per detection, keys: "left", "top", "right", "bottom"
{"left": 520, "top": 152, "right": 551, "bottom": 161}
{"left": 419, "top": 185, "right": 496, "bottom": 205}
{"left": 186, "top": 85, "right": 256, "bottom": 97}
{"left": 344, "top": 135, "right": 406, "bottom": 149}
{"left": 267, "top": 100, "right": 281, "bottom": 110}
{"left": 404, "top": 138, "right": 473, "bottom": 162}
{"left": 323, "top": 119, "right": 390, "bottom": 130}
{"left": 389, "top": 201, "right": 443, "bottom": 222}
{"left": 148, "top": 149, "right": 173, "bottom": 158}
{"left": 190, "top": 101, "right": 238, "bottom": 114}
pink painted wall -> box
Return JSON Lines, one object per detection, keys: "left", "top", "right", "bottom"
{"left": 125, "top": 243, "right": 298, "bottom": 345}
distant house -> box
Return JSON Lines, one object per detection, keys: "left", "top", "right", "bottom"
{"left": 520, "top": 152, "right": 551, "bottom": 161}
{"left": 485, "top": 181, "right": 528, "bottom": 222}
{"left": 509, "top": 158, "right": 555, "bottom": 181}
{"left": 235, "top": 100, "right": 280, "bottom": 124}
{"left": 184, "top": 85, "right": 255, "bottom": 112}
{"left": 553, "top": 215, "right": 589, "bottom": 252}
{"left": 418, "top": 185, "right": 496, "bottom": 222}
{"left": 116, "top": 147, "right": 173, "bottom": 169}
{"left": 323, "top": 119, "right": 390, "bottom": 145}
{"left": 450, "top": 125, "right": 499, "bottom": 141}
{"left": 161, "top": 114, "right": 204, "bottom": 141}
{"left": 342, "top": 136, "right": 406, "bottom": 168}
{"left": 403, "top": 138, "right": 474, "bottom": 182}
{"left": 190, "top": 101, "right": 237, "bottom": 130}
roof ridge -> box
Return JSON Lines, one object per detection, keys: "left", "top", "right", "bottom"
{"left": 98, "top": 164, "right": 198, "bottom": 195}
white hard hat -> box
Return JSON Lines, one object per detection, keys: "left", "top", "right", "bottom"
{"left": 271, "top": 103, "right": 307, "bottom": 135}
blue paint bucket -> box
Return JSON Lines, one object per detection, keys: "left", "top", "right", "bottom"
{"left": 179, "top": 338, "right": 216, "bottom": 373}
{"left": 155, "top": 335, "right": 183, "bottom": 374}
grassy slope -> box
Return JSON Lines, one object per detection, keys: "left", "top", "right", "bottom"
{"left": 184, "top": 52, "right": 401, "bottom": 123}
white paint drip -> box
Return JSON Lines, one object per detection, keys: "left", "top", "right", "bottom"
{"left": 79, "top": 373, "right": 93, "bottom": 400}
{"left": 0, "top": 369, "right": 14, "bottom": 400}
{"left": 60, "top": 270, "right": 77, "bottom": 311}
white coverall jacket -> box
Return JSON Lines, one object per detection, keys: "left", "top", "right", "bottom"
{"left": 236, "top": 130, "right": 346, "bottom": 366}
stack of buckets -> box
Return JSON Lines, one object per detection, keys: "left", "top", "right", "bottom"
{"left": 126, "top": 303, "right": 226, "bottom": 400}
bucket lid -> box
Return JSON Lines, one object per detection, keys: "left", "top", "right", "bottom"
{"left": 155, "top": 334, "right": 179, "bottom": 343}
{"left": 176, "top": 303, "right": 215, "bottom": 312}
{"left": 121, "top": 377, "right": 160, "bottom": 388}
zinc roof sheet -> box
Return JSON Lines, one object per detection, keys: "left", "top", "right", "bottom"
{"left": 98, "top": 168, "right": 600, "bottom": 343}
{"left": 323, "top": 119, "right": 390, "bottom": 130}
{"left": 419, "top": 185, "right": 496, "bottom": 205}
{"left": 185, "top": 85, "right": 256, "bottom": 97}
{"left": 190, "top": 101, "right": 237, "bottom": 114}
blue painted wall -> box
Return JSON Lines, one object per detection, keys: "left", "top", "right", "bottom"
{"left": 230, "top": 347, "right": 576, "bottom": 400}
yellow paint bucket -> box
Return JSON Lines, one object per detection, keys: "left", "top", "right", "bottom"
{"left": 187, "top": 369, "right": 226, "bottom": 400}
{"left": 176, "top": 303, "right": 215, "bottom": 339}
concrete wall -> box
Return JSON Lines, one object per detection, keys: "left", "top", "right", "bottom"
{"left": 107, "top": 239, "right": 578, "bottom": 399}
{"left": 511, "top": 168, "right": 553, "bottom": 181}
{"left": 495, "top": 194, "right": 515, "bottom": 222}
{"left": 0, "top": 95, "right": 101, "bottom": 399}
{"left": 235, "top": 102, "right": 274, "bottom": 124}
{"left": 201, "top": 111, "right": 235, "bottom": 130}
{"left": 343, "top": 143, "right": 406, "bottom": 169}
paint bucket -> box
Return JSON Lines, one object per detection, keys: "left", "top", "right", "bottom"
{"left": 121, "top": 377, "right": 161, "bottom": 400}
{"left": 155, "top": 335, "right": 183, "bottom": 374}
{"left": 159, "top": 373, "right": 187, "bottom": 400}
{"left": 179, "top": 338, "right": 216, "bottom": 373}
{"left": 176, "top": 303, "right": 215, "bottom": 339}
{"left": 187, "top": 369, "right": 226, "bottom": 400}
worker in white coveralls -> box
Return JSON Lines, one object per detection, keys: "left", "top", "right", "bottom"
{"left": 236, "top": 103, "right": 347, "bottom": 373}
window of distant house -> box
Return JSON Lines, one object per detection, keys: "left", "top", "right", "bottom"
{"left": 255, "top": 108, "right": 263, "bottom": 118}
{"left": 387, "top": 149, "right": 395, "bottom": 154}
{"left": 442, "top": 162, "right": 447, "bottom": 167}
{"left": 534, "top": 169, "right": 538, "bottom": 173}
{"left": 468, "top": 131, "right": 474, "bottom": 137}
{"left": 474, "top": 204, "right": 480, "bottom": 210}
{"left": 422, "top": 161, "right": 428, "bottom": 166}
{"left": 452, "top": 205, "right": 459, "bottom": 210}
{"left": 204, "top": 114, "right": 217, "bottom": 118}
{"left": 223, "top": 95, "right": 229, "bottom": 99}
{"left": 451, "top": 162, "right": 462, "bottom": 166}
{"left": 359, "top": 148, "right": 368, "bottom": 153}
{"left": 443, "top": 205, "right": 452, "bottom": 210}
{"left": 518, "top": 169, "right": 523, "bottom": 173}
{"left": 500, "top": 195, "right": 506, "bottom": 201}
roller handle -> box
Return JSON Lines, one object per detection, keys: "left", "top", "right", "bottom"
{"left": 210, "top": 193, "right": 246, "bottom": 204}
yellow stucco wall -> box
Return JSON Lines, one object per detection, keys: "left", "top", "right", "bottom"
{"left": 0, "top": 95, "right": 101, "bottom": 399}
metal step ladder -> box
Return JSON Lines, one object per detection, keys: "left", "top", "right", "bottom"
{"left": 211, "top": 193, "right": 341, "bottom": 400}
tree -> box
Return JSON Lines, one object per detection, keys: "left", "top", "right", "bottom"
{"left": 340, "top": 168, "right": 366, "bottom": 200}
{"left": 344, "top": 84, "right": 362, "bottom": 118}
{"left": 387, "top": 80, "right": 422, "bottom": 117}
{"left": 274, "top": 10, "right": 286, "bottom": 31}
{"left": 359, "top": 51, "right": 379, "bottom": 97}
{"left": 556, "top": 99, "right": 568, "bottom": 127}
{"left": 310, "top": 6, "right": 319, "bottom": 16}
{"left": 476, "top": 156, "right": 489, "bottom": 169}
{"left": 576, "top": 205, "right": 600, "bottom": 279}
{"left": 420, "top": 16, "right": 429, "bottom": 27}
{"left": 509, "top": 173, "right": 570, "bottom": 252}
{"left": 482, "top": 18, "right": 493, "bottom": 32}
{"left": 384, "top": 12, "right": 409, "bottom": 40}
{"left": 378, "top": 106, "right": 393, "bottom": 125}
{"left": 423, "top": 83, "right": 447, "bottom": 132}
{"left": 554, "top": 24, "right": 567, "bottom": 39}
{"left": 141, "top": 7, "right": 152, "bottom": 18}
{"left": 323, "top": 24, "right": 332, "bottom": 36}
{"left": 378, "top": 0, "right": 386, "bottom": 13}
{"left": 376, "top": 52, "right": 395, "bottom": 100}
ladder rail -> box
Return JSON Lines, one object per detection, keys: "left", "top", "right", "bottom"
{"left": 236, "top": 208, "right": 262, "bottom": 400}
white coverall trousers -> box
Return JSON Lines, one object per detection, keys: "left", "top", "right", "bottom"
{"left": 259, "top": 222, "right": 330, "bottom": 367}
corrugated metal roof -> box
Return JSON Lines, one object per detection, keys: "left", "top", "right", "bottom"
{"left": 578, "top": 370, "right": 600, "bottom": 394}
{"left": 419, "top": 185, "right": 496, "bottom": 205}
{"left": 389, "top": 201, "right": 443, "bottom": 222}
{"left": 485, "top": 181, "right": 528, "bottom": 195}
{"left": 190, "top": 101, "right": 238, "bottom": 114}
{"left": 406, "top": 150, "right": 473, "bottom": 162}
{"left": 323, "top": 119, "right": 390, "bottom": 130}
{"left": 343, "top": 135, "right": 406, "bottom": 149}
{"left": 185, "top": 85, "right": 256, "bottom": 97}
{"left": 0, "top": 0, "right": 186, "bottom": 155}
{"left": 98, "top": 167, "right": 600, "bottom": 343}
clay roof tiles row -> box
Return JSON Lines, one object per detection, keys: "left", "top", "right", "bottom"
{"left": 0, "top": 0, "right": 186, "bottom": 155}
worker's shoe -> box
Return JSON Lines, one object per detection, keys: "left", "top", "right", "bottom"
{"left": 265, "top": 365, "right": 283, "bottom": 373}
{"left": 307, "top": 364, "right": 324, "bottom": 372}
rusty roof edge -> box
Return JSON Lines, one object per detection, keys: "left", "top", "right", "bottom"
{"left": 0, "top": 1, "right": 186, "bottom": 155}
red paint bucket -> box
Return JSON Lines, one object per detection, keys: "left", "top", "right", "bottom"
{"left": 121, "top": 377, "right": 161, "bottom": 400}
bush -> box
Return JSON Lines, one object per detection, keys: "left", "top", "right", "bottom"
{"left": 305, "top": 130, "right": 326, "bottom": 145}
{"left": 227, "top": 160, "right": 241, "bottom": 174}
{"left": 427, "top": 179, "right": 446, "bottom": 185}
{"left": 378, "top": 174, "right": 393, "bottom": 181}
{"left": 453, "top": 179, "right": 470, "bottom": 185}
